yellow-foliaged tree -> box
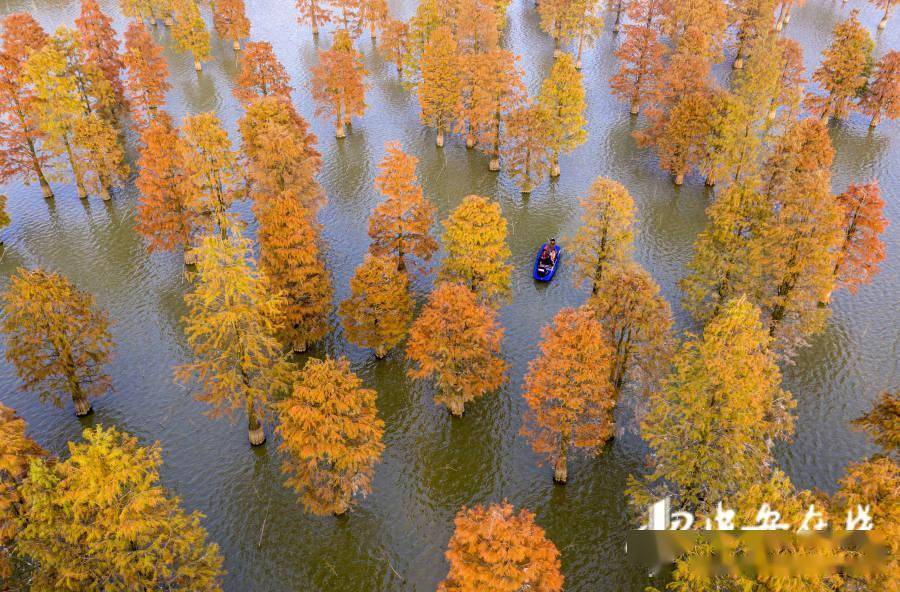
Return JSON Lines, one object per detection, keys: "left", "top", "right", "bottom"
{"left": 589, "top": 262, "right": 673, "bottom": 391}
{"left": 418, "top": 26, "right": 461, "bottom": 146}
{"left": 178, "top": 112, "right": 241, "bottom": 241}
{"left": 439, "top": 194, "right": 512, "bottom": 305}
{"left": 368, "top": 141, "right": 437, "bottom": 271}
{"left": 628, "top": 297, "right": 796, "bottom": 516}
{"left": 175, "top": 232, "right": 294, "bottom": 445}
{"left": 521, "top": 306, "right": 617, "bottom": 483}
{"left": 407, "top": 282, "right": 507, "bottom": 416}
{"left": 339, "top": 254, "right": 413, "bottom": 358}
{"left": 172, "top": 0, "right": 210, "bottom": 71}
{"left": 1, "top": 268, "right": 113, "bottom": 416}
{"left": 570, "top": 176, "right": 635, "bottom": 294}
{"left": 0, "top": 404, "right": 45, "bottom": 578}
{"left": 16, "top": 426, "right": 225, "bottom": 591}
{"left": 538, "top": 51, "right": 586, "bottom": 177}
{"left": 275, "top": 357, "right": 385, "bottom": 515}
{"left": 439, "top": 501, "right": 564, "bottom": 592}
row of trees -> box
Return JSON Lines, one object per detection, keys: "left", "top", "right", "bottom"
{"left": 121, "top": 0, "right": 251, "bottom": 70}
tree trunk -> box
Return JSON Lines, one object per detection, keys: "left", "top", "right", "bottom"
{"left": 630, "top": 94, "right": 640, "bottom": 115}
{"left": 63, "top": 137, "right": 88, "bottom": 199}
{"left": 73, "top": 394, "right": 92, "bottom": 416}
{"left": 292, "top": 338, "right": 308, "bottom": 353}
{"left": 436, "top": 128, "right": 445, "bottom": 147}
{"left": 870, "top": 111, "right": 881, "bottom": 128}
{"left": 99, "top": 184, "right": 112, "bottom": 201}
{"left": 332, "top": 497, "right": 350, "bottom": 516}
{"left": 335, "top": 116, "right": 346, "bottom": 138}
{"left": 233, "top": 40, "right": 241, "bottom": 50}
{"left": 19, "top": 110, "right": 54, "bottom": 199}
{"left": 374, "top": 345, "right": 387, "bottom": 358}
{"left": 576, "top": 36, "right": 584, "bottom": 70}
{"left": 164, "top": 15, "right": 174, "bottom": 26}
{"left": 550, "top": 151, "right": 560, "bottom": 177}
{"left": 553, "top": 454, "right": 567, "bottom": 483}
{"left": 613, "top": 1, "right": 623, "bottom": 33}
{"left": 248, "top": 401, "right": 266, "bottom": 445}
{"left": 448, "top": 398, "right": 465, "bottom": 417}
{"left": 674, "top": 172, "right": 684, "bottom": 186}
{"left": 880, "top": 7, "right": 889, "bottom": 30}
{"left": 194, "top": 59, "right": 202, "bottom": 72}
{"left": 370, "top": 20, "right": 377, "bottom": 39}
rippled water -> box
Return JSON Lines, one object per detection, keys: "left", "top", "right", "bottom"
{"left": 0, "top": 0, "right": 897, "bottom": 589}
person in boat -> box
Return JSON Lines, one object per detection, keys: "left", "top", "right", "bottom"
{"left": 538, "top": 239, "right": 557, "bottom": 270}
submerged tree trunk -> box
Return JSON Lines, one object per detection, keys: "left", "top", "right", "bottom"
{"left": 447, "top": 397, "right": 465, "bottom": 417}
{"left": 247, "top": 399, "right": 266, "bottom": 445}
{"left": 553, "top": 452, "right": 567, "bottom": 483}
{"left": 63, "top": 136, "right": 88, "bottom": 199}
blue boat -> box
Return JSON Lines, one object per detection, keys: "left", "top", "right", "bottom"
{"left": 533, "top": 243, "right": 561, "bottom": 282}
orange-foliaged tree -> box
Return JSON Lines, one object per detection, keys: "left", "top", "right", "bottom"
{"left": 759, "top": 120, "right": 842, "bottom": 355}
{"left": 805, "top": 10, "right": 873, "bottom": 121}
{"left": 382, "top": 19, "right": 410, "bottom": 78}
{"left": 438, "top": 501, "right": 563, "bottom": 592}
{"left": 439, "top": 194, "right": 512, "bottom": 305}
{"left": 275, "top": 357, "right": 385, "bottom": 516}
{"left": 178, "top": 112, "right": 241, "bottom": 240}
{"left": 0, "top": 13, "right": 54, "bottom": 199}
{"left": 360, "top": 0, "right": 389, "bottom": 40}
{"left": 664, "top": 0, "right": 728, "bottom": 61}
{"left": 333, "top": 0, "right": 363, "bottom": 36}
{"left": 521, "top": 306, "right": 617, "bottom": 483}
{"left": 213, "top": 0, "right": 251, "bottom": 50}
{"left": 296, "top": 0, "right": 333, "bottom": 37}
{"left": 570, "top": 176, "right": 635, "bottom": 293}
{"left": 645, "top": 90, "right": 716, "bottom": 185}
{"left": 729, "top": 0, "right": 776, "bottom": 70}
{"left": 0, "top": 403, "right": 45, "bottom": 579}
{"left": 406, "top": 282, "right": 507, "bottom": 417}
{"left": 135, "top": 115, "right": 196, "bottom": 257}
{"left": 419, "top": 26, "right": 461, "bottom": 147}
{"left": 502, "top": 103, "right": 552, "bottom": 193}
{"left": 310, "top": 30, "right": 368, "bottom": 138}
{"left": 609, "top": 14, "right": 665, "bottom": 115}
{"left": 175, "top": 232, "right": 294, "bottom": 446}
{"left": 457, "top": 50, "right": 525, "bottom": 170}
{"left": 76, "top": 0, "right": 127, "bottom": 111}
{"left": 255, "top": 192, "right": 333, "bottom": 353}
{"left": 454, "top": 0, "right": 499, "bottom": 55}
{"left": 233, "top": 41, "right": 293, "bottom": 105}
{"left": 860, "top": 50, "right": 900, "bottom": 128}
{"left": 589, "top": 262, "right": 673, "bottom": 391}
{"left": 172, "top": 0, "right": 210, "bottom": 71}
{"left": 1, "top": 268, "right": 113, "bottom": 417}
{"left": 339, "top": 254, "right": 413, "bottom": 358}
{"left": 834, "top": 181, "right": 888, "bottom": 295}
{"left": 238, "top": 96, "right": 323, "bottom": 211}
{"left": 123, "top": 21, "right": 171, "bottom": 128}
{"left": 368, "top": 142, "right": 437, "bottom": 272}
